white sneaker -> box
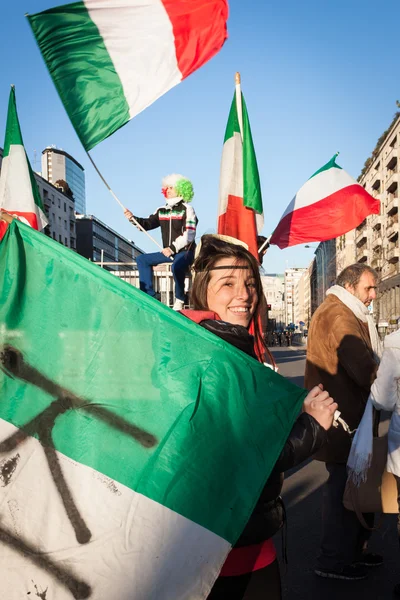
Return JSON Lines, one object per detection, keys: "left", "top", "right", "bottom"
{"left": 172, "top": 299, "right": 185, "bottom": 311}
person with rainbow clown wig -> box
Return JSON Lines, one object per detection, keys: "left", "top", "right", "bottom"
{"left": 124, "top": 174, "right": 197, "bottom": 310}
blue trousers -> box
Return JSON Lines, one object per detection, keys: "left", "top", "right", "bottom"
{"left": 136, "top": 250, "right": 194, "bottom": 301}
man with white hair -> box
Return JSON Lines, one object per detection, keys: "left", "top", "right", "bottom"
{"left": 124, "top": 174, "right": 197, "bottom": 310}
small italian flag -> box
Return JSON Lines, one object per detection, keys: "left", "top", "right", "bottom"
{"left": 28, "top": 0, "right": 228, "bottom": 151}
{"left": 270, "top": 154, "right": 380, "bottom": 249}
{"left": 218, "top": 82, "right": 264, "bottom": 259}
{"left": 0, "top": 220, "right": 306, "bottom": 600}
{"left": 0, "top": 86, "right": 47, "bottom": 239}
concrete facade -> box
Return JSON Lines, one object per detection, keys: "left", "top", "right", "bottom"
{"left": 261, "top": 274, "right": 285, "bottom": 329}
{"left": 284, "top": 268, "right": 307, "bottom": 326}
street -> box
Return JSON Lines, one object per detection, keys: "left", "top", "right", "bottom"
{"left": 271, "top": 346, "right": 399, "bottom": 600}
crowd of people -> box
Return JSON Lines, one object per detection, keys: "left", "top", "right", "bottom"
{"left": 267, "top": 330, "right": 293, "bottom": 347}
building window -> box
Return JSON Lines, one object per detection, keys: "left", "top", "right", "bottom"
{"left": 64, "top": 202, "right": 66, "bottom": 212}
{"left": 58, "top": 198, "right": 61, "bottom": 208}
{"left": 64, "top": 220, "right": 67, "bottom": 230}
{"left": 59, "top": 234, "right": 62, "bottom": 242}
{"left": 65, "top": 237, "right": 68, "bottom": 246}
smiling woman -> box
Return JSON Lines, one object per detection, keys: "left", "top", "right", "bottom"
{"left": 180, "top": 234, "right": 338, "bottom": 600}
{"left": 190, "top": 235, "right": 265, "bottom": 354}
{"left": 206, "top": 258, "right": 258, "bottom": 327}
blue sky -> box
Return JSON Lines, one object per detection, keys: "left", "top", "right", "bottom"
{"left": 1, "top": 0, "right": 399, "bottom": 273}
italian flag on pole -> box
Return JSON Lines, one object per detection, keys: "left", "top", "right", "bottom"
{"left": 0, "top": 221, "right": 306, "bottom": 599}
{"left": 270, "top": 154, "right": 380, "bottom": 249}
{"left": 0, "top": 86, "right": 47, "bottom": 239}
{"left": 28, "top": 0, "right": 228, "bottom": 151}
{"left": 218, "top": 75, "right": 264, "bottom": 259}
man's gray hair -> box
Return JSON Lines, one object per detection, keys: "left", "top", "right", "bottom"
{"left": 336, "top": 263, "right": 378, "bottom": 289}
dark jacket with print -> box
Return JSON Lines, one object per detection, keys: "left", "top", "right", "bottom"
{"left": 133, "top": 200, "right": 197, "bottom": 255}
{"left": 199, "top": 319, "right": 327, "bottom": 545}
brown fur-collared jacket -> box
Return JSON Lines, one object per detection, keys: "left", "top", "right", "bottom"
{"left": 304, "top": 294, "right": 378, "bottom": 464}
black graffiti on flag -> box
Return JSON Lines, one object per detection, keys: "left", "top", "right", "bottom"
{"left": 0, "top": 345, "right": 158, "bottom": 599}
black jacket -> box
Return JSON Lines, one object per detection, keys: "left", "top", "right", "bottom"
{"left": 132, "top": 200, "right": 197, "bottom": 255}
{"left": 199, "top": 320, "right": 327, "bottom": 546}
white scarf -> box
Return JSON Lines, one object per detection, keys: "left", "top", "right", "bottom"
{"left": 325, "top": 285, "right": 383, "bottom": 486}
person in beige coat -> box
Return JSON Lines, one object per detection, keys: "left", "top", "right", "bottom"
{"left": 305, "top": 263, "right": 381, "bottom": 581}
{"left": 368, "top": 328, "right": 400, "bottom": 596}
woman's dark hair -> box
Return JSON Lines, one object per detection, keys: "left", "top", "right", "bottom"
{"left": 191, "top": 235, "right": 267, "bottom": 353}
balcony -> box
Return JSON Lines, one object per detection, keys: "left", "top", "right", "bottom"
{"left": 372, "top": 231, "right": 382, "bottom": 248}
{"left": 370, "top": 215, "right": 382, "bottom": 230}
{"left": 386, "top": 145, "right": 396, "bottom": 167}
{"left": 371, "top": 177, "right": 381, "bottom": 191}
{"left": 387, "top": 171, "right": 399, "bottom": 193}
{"left": 355, "top": 229, "right": 367, "bottom": 247}
{"left": 386, "top": 220, "right": 399, "bottom": 241}
{"left": 387, "top": 197, "right": 399, "bottom": 216}
{"left": 371, "top": 256, "right": 382, "bottom": 270}
{"left": 357, "top": 248, "right": 369, "bottom": 263}
{"left": 387, "top": 247, "right": 400, "bottom": 263}
{"left": 382, "top": 262, "right": 398, "bottom": 279}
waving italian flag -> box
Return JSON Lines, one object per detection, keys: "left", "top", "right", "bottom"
{"left": 0, "top": 220, "right": 306, "bottom": 600}
{"left": 270, "top": 154, "right": 380, "bottom": 249}
{"left": 28, "top": 0, "right": 228, "bottom": 151}
{"left": 218, "top": 80, "right": 264, "bottom": 259}
{"left": 0, "top": 86, "right": 47, "bottom": 239}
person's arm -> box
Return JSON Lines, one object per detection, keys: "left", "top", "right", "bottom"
{"left": 370, "top": 347, "right": 400, "bottom": 412}
{"left": 124, "top": 208, "right": 160, "bottom": 231}
{"left": 273, "top": 384, "right": 336, "bottom": 472}
{"left": 332, "top": 313, "right": 378, "bottom": 390}
{"left": 171, "top": 204, "right": 197, "bottom": 254}
{"left": 273, "top": 412, "right": 327, "bottom": 473}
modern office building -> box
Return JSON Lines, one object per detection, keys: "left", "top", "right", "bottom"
{"left": 42, "top": 146, "right": 86, "bottom": 214}
{"left": 75, "top": 214, "right": 143, "bottom": 271}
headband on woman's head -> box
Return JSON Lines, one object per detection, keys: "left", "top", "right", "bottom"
{"left": 194, "top": 234, "right": 249, "bottom": 260}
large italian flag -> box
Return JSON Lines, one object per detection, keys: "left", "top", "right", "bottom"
{"left": 218, "top": 87, "right": 264, "bottom": 259}
{"left": 0, "top": 86, "right": 47, "bottom": 240}
{"left": 270, "top": 154, "right": 380, "bottom": 249}
{"left": 0, "top": 220, "right": 305, "bottom": 599}
{"left": 28, "top": 0, "right": 228, "bottom": 151}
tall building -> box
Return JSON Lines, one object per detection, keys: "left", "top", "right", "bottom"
{"left": 335, "top": 113, "right": 400, "bottom": 333}
{"left": 261, "top": 274, "right": 285, "bottom": 329}
{"left": 42, "top": 147, "right": 86, "bottom": 214}
{"left": 75, "top": 215, "right": 143, "bottom": 271}
{"left": 1, "top": 146, "right": 76, "bottom": 250}
{"left": 313, "top": 239, "right": 337, "bottom": 307}
{"left": 284, "top": 268, "right": 307, "bottom": 326}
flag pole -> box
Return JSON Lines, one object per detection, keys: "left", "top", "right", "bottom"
{"left": 235, "top": 72, "right": 243, "bottom": 141}
{"left": 85, "top": 150, "right": 163, "bottom": 250}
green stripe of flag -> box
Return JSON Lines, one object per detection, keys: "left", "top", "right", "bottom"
{"left": 242, "top": 94, "right": 263, "bottom": 214}
{"left": 309, "top": 153, "right": 342, "bottom": 180}
{"left": 28, "top": 2, "right": 130, "bottom": 151}
{"left": 222, "top": 93, "right": 263, "bottom": 215}
{"left": 3, "top": 87, "right": 24, "bottom": 156}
